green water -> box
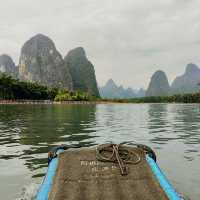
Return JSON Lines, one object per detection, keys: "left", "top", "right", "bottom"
{"left": 0, "top": 103, "right": 199, "bottom": 200}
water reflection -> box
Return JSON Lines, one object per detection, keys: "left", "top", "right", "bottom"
{"left": 147, "top": 104, "right": 200, "bottom": 145}
{"left": 0, "top": 105, "right": 97, "bottom": 175}
{"left": 147, "top": 104, "right": 171, "bottom": 145}
{"left": 171, "top": 105, "right": 200, "bottom": 162}
{"left": 172, "top": 105, "right": 200, "bottom": 143}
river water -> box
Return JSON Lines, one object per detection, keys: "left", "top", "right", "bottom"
{"left": 0, "top": 103, "right": 199, "bottom": 200}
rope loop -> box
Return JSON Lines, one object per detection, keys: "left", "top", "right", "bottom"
{"left": 96, "top": 144, "right": 141, "bottom": 175}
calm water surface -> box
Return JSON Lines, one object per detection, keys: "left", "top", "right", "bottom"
{"left": 0, "top": 104, "right": 200, "bottom": 200}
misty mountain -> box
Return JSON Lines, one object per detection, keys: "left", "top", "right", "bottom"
{"left": 99, "top": 79, "right": 145, "bottom": 99}
{"left": 171, "top": 63, "right": 200, "bottom": 94}
{"left": 146, "top": 70, "right": 170, "bottom": 97}
{"left": 0, "top": 54, "right": 18, "bottom": 78}
{"left": 137, "top": 88, "right": 146, "bottom": 98}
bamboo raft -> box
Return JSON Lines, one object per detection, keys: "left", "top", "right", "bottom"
{"left": 36, "top": 144, "right": 182, "bottom": 200}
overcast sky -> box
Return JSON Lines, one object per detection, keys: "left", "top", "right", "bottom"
{"left": 0, "top": 0, "right": 200, "bottom": 89}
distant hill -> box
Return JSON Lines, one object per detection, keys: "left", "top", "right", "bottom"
{"left": 146, "top": 63, "right": 200, "bottom": 96}
{"left": 171, "top": 63, "right": 200, "bottom": 94}
{"left": 146, "top": 70, "right": 170, "bottom": 97}
{"left": 64, "top": 47, "right": 100, "bottom": 97}
{"left": 0, "top": 54, "right": 18, "bottom": 78}
{"left": 137, "top": 88, "right": 146, "bottom": 98}
{"left": 99, "top": 79, "right": 145, "bottom": 99}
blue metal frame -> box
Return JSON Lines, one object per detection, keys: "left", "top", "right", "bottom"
{"left": 146, "top": 155, "right": 181, "bottom": 200}
{"left": 36, "top": 151, "right": 62, "bottom": 200}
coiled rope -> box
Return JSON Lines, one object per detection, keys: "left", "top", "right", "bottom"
{"left": 96, "top": 144, "right": 141, "bottom": 176}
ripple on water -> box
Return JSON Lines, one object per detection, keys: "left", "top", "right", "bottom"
{"left": 0, "top": 104, "right": 199, "bottom": 200}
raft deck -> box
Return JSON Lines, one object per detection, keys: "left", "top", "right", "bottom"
{"left": 48, "top": 146, "right": 169, "bottom": 200}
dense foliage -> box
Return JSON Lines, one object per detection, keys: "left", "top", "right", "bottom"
{"left": 103, "top": 93, "right": 200, "bottom": 103}
{"left": 0, "top": 73, "right": 97, "bottom": 101}
{"left": 54, "top": 90, "right": 97, "bottom": 101}
{"left": 0, "top": 73, "right": 53, "bottom": 100}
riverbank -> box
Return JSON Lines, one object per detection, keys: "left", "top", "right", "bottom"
{"left": 0, "top": 100, "right": 100, "bottom": 105}
{"left": 1, "top": 98, "right": 200, "bottom": 104}
{"left": 0, "top": 100, "right": 120, "bottom": 105}
{"left": 1, "top": 91, "right": 200, "bottom": 104}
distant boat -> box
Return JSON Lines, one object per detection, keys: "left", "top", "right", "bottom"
{"left": 36, "top": 144, "right": 183, "bottom": 200}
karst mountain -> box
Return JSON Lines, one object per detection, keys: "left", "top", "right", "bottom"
{"left": 0, "top": 34, "right": 99, "bottom": 97}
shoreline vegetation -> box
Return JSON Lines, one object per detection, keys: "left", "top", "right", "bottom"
{"left": 0, "top": 73, "right": 97, "bottom": 102}
{"left": 108, "top": 93, "right": 200, "bottom": 103}
{"left": 1, "top": 73, "right": 200, "bottom": 104}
